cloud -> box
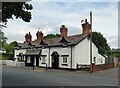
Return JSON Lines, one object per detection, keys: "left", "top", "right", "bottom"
{"left": 31, "top": 0, "right": 120, "bottom": 2}
{"left": 108, "top": 37, "right": 118, "bottom": 48}
{"left": 4, "top": 2, "right": 118, "bottom": 48}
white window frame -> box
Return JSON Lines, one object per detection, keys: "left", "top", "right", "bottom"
{"left": 93, "top": 57, "right": 96, "bottom": 63}
{"left": 41, "top": 55, "right": 46, "bottom": 64}
{"left": 63, "top": 56, "right": 68, "bottom": 63}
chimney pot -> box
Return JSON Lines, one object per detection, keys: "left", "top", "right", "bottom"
{"left": 36, "top": 31, "right": 44, "bottom": 41}
{"left": 25, "top": 32, "right": 32, "bottom": 42}
{"left": 82, "top": 19, "right": 91, "bottom": 35}
{"left": 60, "top": 25, "right": 68, "bottom": 38}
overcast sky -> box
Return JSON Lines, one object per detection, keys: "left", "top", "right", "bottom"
{"left": 2, "top": 0, "right": 119, "bottom": 48}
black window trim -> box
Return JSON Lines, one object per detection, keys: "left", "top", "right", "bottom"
{"left": 61, "top": 55, "right": 69, "bottom": 57}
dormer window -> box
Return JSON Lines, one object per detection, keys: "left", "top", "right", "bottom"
{"left": 59, "top": 37, "right": 70, "bottom": 46}
{"left": 39, "top": 40, "right": 48, "bottom": 48}
{"left": 28, "top": 42, "right": 32, "bottom": 46}
{"left": 28, "top": 42, "right": 35, "bottom": 49}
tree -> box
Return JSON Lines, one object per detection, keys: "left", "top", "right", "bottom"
{"left": 92, "top": 32, "right": 111, "bottom": 56}
{"left": 3, "top": 41, "right": 17, "bottom": 60}
{"left": 44, "top": 34, "right": 58, "bottom": 40}
{"left": 0, "top": 29, "right": 8, "bottom": 50}
{"left": 2, "top": 2, "right": 33, "bottom": 24}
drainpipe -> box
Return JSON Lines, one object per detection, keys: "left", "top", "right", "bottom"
{"left": 71, "top": 46, "right": 72, "bottom": 71}
{"left": 49, "top": 47, "right": 50, "bottom": 68}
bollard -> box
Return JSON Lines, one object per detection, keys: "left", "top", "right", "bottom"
{"left": 77, "top": 63, "right": 78, "bottom": 70}
{"left": 46, "top": 63, "right": 47, "bottom": 71}
{"left": 33, "top": 63, "right": 35, "bottom": 70}
{"left": 92, "top": 63, "right": 96, "bottom": 72}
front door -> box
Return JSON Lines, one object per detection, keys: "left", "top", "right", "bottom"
{"left": 51, "top": 51, "right": 59, "bottom": 69}
{"left": 31, "top": 56, "right": 34, "bottom": 66}
{"left": 36, "top": 56, "right": 39, "bottom": 66}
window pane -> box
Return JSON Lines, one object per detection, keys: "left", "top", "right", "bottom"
{"left": 42, "top": 57, "right": 46, "bottom": 63}
{"left": 63, "top": 56, "right": 67, "bottom": 63}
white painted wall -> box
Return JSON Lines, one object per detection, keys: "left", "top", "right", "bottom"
{"left": 39, "top": 48, "right": 49, "bottom": 67}
{"left": 49, "top": 47, "right": 71, "bottom": 69}
{"left": 14, "top": 49, "right": 26, "bottom": 58}
{"left": 14, "top": 38, "right": 105, "bottom": 69}
{"left": 0, "top": 60, "right": 25, "bottom": 66}
{"left": 39, "top": 47, "right": 74, "bottom": 69}
{"left": 96, "top": 54, "right": 105, "bottom": 65}
{"left": 74, "top": 38, "right": 104, "bottom": 69}
{"left": 74, "top": 38, "right": 90, "bottom": 67}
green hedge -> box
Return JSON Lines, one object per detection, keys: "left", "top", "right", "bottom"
{"left": 1, "top": 53, "right": 14, "bottom": 60}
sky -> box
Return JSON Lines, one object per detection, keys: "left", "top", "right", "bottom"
{"left": 2, "top": 0, "right": 119, "bottom": 49}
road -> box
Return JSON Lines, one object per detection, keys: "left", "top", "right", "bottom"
{"left": 2, "top": 66, "right": 118, "bottom": 86}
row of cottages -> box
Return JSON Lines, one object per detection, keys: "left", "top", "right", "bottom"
{"left": 14, "top": 19, "right": 105, "bottom": 70}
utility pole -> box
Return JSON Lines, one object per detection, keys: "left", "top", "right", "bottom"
{"left": 90, "top": 11, "right": 93, "bottom": 73}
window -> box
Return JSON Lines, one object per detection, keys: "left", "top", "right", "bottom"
{"left": 61, "top": 55, "right": 69, "bottom": 65}
{"left": 52, "top": 57, "right": 54, "bottom": 62}
{"left": 63, "top": 56, "right": 67, "bottom": 63}
{"left": 41, "top": 55, "right": 46, "bottom": 64}
{"left": 101, "top": 58, "right": 103, "bottom": 63}
{"left": 93, "top": 57, "right": 96, "bottom": 63}
{"left": 27, "top": 57, "right": 31, "bottom": 63}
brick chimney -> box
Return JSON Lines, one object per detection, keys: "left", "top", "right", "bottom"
{"left": 25, "top": 32, "right": 32, "bottom": 42}
{"left": 36, "top": 31, "right": 44, "bottom": 41}
{"left": 60, "top": 25, "right": 68, "bottom": 38}
{"left": 82, "top": 19, "right": 91, "bottom": 35}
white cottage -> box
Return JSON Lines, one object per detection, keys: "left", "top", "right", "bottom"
{"left": 14, "top": 19, "right": 105, "bottom": 70}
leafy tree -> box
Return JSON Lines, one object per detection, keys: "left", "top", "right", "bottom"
{"left": 111, "top": 49, "right": 120, "bottom": 58}
{"left": 3, "top": 41, "right": 17, "bottom": 59}
{"left": 92, "top": 32, "right": 111, "bottom": 56}
{"left": 44, "top": 34, "right": 58, "bottom": 40}
{"left": 56, "top": 34, "right": 61, "bottom": 37}
{"left": 2, "top": 2, "right": 33, "bottom": 24}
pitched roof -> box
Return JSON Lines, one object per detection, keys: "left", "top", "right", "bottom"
{"left": 16, "top": 34, "right": 87, "bottom": 49}
{"left": 23, "top": 49, "right": 42, "bottom": 56}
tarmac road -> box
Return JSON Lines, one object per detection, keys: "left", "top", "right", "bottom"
{"left": 2, "top": 65, "right": 119, "bottom": 86}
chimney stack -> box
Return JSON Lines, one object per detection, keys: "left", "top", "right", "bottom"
{"left": 36, "top": 31, "right": 44, "bottom": 41}
{"left": 82, "top": 19, "right": 91, "bottom": 35}
{"left": 60, "top": 25, "right": 68, "bottom": 38}
{"left": 25, "top": 32, "right": 32, "bottom": 42}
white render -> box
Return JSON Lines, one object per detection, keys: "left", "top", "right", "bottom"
{"left": 97, "top": 54, "right": 105, "bottom": 65}
{"left": 14, "top": 37, "right": 105, "bottom": 69}
{"left": 14, "top": 49, "right": 26, "bottom": 58}
{"left": 49, "top": 47, "right": 72, "bottom": 68}
{"left": 39, "top": 48, "right": 49, "bottom": 67}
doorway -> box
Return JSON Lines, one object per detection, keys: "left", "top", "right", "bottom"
{"left": 51, "top": 51, "right": 60, "bottom": 69}
{"left": 36, "top": 56, "right": 39, "bottom": 66}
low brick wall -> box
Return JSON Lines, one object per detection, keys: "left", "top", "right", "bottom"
{"left": 95, "top": 63, "right": 114, "bottom": 71}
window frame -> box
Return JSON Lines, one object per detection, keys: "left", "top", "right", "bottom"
{"left": 41, "top": 55, "right": 47, "bottom": 64}
{"left": 61, "top": 55, "right": 69, "bottom": 64}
